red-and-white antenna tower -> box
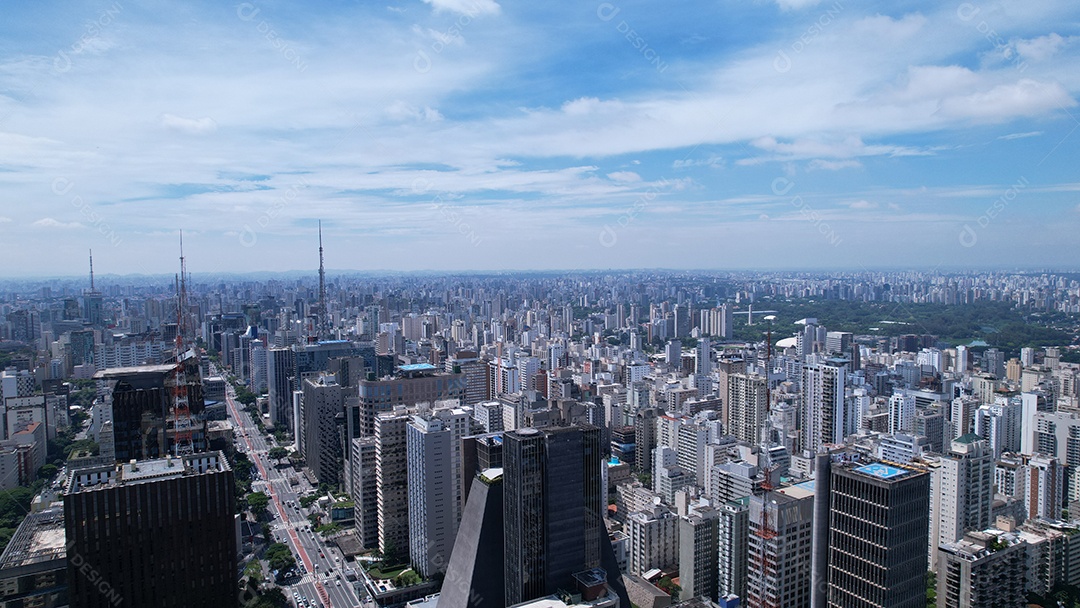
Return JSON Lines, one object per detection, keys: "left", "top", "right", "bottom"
{"left": 171, "top": 231, "right": 194, "bottom": 456}
{"left": 748, "top": 315, "right": 780, "bottom": 608}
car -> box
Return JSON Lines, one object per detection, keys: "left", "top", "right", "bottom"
{"left": 336, "top": 580, "right": 341, "bottom": 586}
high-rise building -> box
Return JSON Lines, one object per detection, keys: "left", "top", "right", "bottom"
{"left": 502, "top": 426, "right": 603, "bottom": 606}
{"left": 717, "top": 497, "right": 749, "bottom": 602}
{"left": 0, "top": 507, "right": 68, "bottom": 608}
{"left": 827, "top": 461, "right": 930, "bottom": 608}
{"left": 746, "top": 486, "right": 814, "bottom": 608}
{"left": 696, "top": 338, "right": 712, "bottom": 377}
{"left": 358, "top": 364, "right": 465, "bottom": 435}
{"left": 376, "top": 409, "right": 411, "bottom": 562}
{"left": 927, "top": 434, "right": 994, "bottom": 569}
{"left": 64, "top": 452, "right": 236, "bottom": 608}
{"left": 626, "top": 504, "right": 679, "bottom": 577}
{"left": 951, "top": 396, "right": 979, "bottom": 440}
{"left": 407, "top": 405, "right": 472, "bottom": 578}
{"left": 301, "top": 374, "right": 350, "bottom": 486}
{"left": 888, "top": 391, "right": 915, "bottom": 435}
{"left": 973, "top": 397, "right": 1022, "bottom": 459}
{"left": 679, "top": 501, "right": 719, "bottom": 601}
{"left": 1021, "top": 453, "right": 1064, "bottom": 521}
{"left": 937, "top": 530, "right": 1028, "bottom": 608}
{"left": 447, "top": 351, "right": 489, "bottom": 405}
{"left": 914, "top": 406, "right": 946, "bottom": 454}
{"left": 347, "top": 436, "right": 378, "bottom": 549}
{"left": 729, "top": 373, "right": 768, "bottom": 445}
{"left": 803, "top": 359, "right": 849, "bottom": 454}
{"left": 716, "top": 357, "right": 746, "bottom": 430}
{"left": 93, "top": 362, "right": 206, "bottom": 462}
{"left": 267, "top": 346, "right": 295, "bottom": 427}
{"left": 634, "top": 408, "right": 659, "bottom": 475}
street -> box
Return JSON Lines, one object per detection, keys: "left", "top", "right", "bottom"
{"left": 221, "top": 367, "right": 364, "bottom": 608}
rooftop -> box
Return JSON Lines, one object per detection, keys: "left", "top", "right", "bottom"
{"left": 93, "top": 363, "right": 176, "bottom": 378}
{"left": 66, "top": 451, "right": 229, "bottom": 494}
{"left": 853, "top": 462, "right": 912, "bottom": 480}
{"left": 0, "top": 508, "right": 66, "bottom": 571}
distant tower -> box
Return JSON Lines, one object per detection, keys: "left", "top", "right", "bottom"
{"left": 82, "top": 249, "right": 104, "bottom": 326}
{"left": 318, "top": 220, "right": 327, "bottom": 339}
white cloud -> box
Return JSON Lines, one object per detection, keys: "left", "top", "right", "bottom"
{"left": 849, "top": 200, "right": 877, "bottom": 209}
{"left": 0, "top": 216, "right": 10, "bottom": 223}
{"left": 673, "top": 156, "right": 724, "bottom": 169}
{"left": 160, "top": 114, "right": 218, "bottom": 135}
{"left": 808, "top": 159, "right": 862, "bottom": 171}
{"left": 1015, "top": 33, "right": 1068, "bottom": 62}
{"left": 385, "top": 101, "right": 443, "bottom": 123}
{"left": 774, "top": 0, "right": 820, "bottom": 10}
{"left": 33, "top": 218, "right": 82, "bottom": 229}
{"left": 607, "top": 171, "right": 642, "bottom": 183}
{"left": 939, "top": 79, "right": 1076, "bottom": 121}
{"left": 422, "top": 0, "right": 500, "bottom": 16}
{"left": 997, "top": 131, "right": 1042, "bottom": 140}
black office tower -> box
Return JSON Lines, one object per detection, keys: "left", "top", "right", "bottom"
{"left": 827, "top": 461, "right": 930, "bottom": 608}
{"left": 503, "top": 426, "right": 603, "bottom": 606}
{"left": 63, "top": 451, "right": 237, "bottom": 608}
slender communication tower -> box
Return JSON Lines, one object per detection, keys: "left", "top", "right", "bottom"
{"left": 170, "top": 231, "right": 194, "bottom": 456}
{"left": 318, "top": 220, "right": 326, "bottom": 338}
{"left": 88, "top": 249, "right": 95, "bottom": 291}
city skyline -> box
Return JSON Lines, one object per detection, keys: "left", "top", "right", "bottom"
{"left": 1, "top": 1, "right": 1078, "bottom": 275}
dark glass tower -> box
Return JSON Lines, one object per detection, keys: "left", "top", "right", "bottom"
{"left": 502, "top": 426, "right": 602, "bottom": 606}
{"left": 63, "top": 451, "right": 236, "bottom": 608}
{"left": 827, "top": 461, "right": 930, "bottom": 608}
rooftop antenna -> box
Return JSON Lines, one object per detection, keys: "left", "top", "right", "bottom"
{"left": 170, "top": 230, "right": 194, "bottom": 456}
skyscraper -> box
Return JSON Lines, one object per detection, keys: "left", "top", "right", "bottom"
{"left": 267, "top": 346, "right": 295, "bottom": 427}
{"left": 803, "top": 360, "right": 848, "bottom": 454}
{"left": 502, "top": 426, "right": 603, "bottom": 606}
{"left": 729, "top": 373, "right": 768, "bottom": 445}
{"left": 888, "top": 391, "right": 915, "bottom": 435}
{"left": 717, "top": 497, "right": 749, "bottom": 602}
{"left": 937, "top": 530, "right": 1027, "bottom": 608}
{"left": 64, "top": 452, "right": 236, "bottom": 608}
{"left": 927, "top": 434, "right": 994, "bottom": 569}
{"left": 746, "top": 486, "right": 814, "bottom": 608}
{"left": 679, "top": 501, "right": 719, "bottom": 601}
{"left": 301, "top": 374, "right": 349, "bottom": 486}
{"left": 827, "top": 461, "right": 930, "bottom": 608}
{"left": 406, "top": 405, "right": 472, "bottom": 578}
{"left": 376, "top": 409, "right": 411, "bottom": 562}
{"left": 634, "top": 408, "right": 659, "bottom": 475}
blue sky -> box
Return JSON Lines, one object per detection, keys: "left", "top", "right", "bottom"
{"left": 0, "top": 0, "right": 1078, "bottom": 276}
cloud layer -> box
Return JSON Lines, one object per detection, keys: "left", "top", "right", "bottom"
{"left": 0, "top": 0, "right": 1077, "bottom": 275}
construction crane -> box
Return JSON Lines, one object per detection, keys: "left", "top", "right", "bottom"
{"left": 170, "top": 231, "right": 195, "bottom": 456}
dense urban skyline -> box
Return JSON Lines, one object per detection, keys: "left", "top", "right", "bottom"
{"left": 1, "top": 1, "right": 1078, "bottom": 275}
